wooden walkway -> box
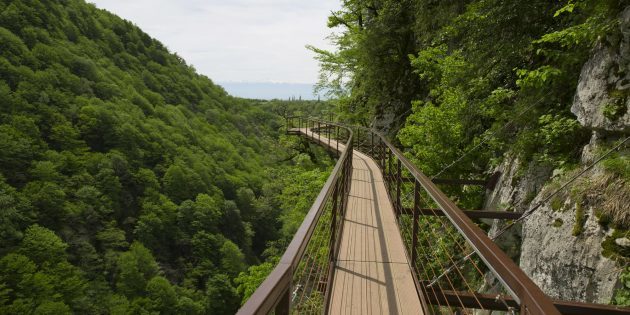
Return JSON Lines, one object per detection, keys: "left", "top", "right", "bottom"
{"left": 298, "top": 128, "right": 423, "bottom": 315}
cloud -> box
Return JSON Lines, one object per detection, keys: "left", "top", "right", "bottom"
{"left": 89, "top": 0, "right": 340, "bottom": 83}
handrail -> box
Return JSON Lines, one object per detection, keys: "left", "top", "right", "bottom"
{"left": 348, "top": 121, "right": 629, "bottom": 315}
{"left": 366, "top": 128, "right": 560, "bottom": 315}
{"left": 335, "top": 121, "right": 559, "bottom": 314}
{"left": 237, "top": 117, "right": 353, "bottom": 315}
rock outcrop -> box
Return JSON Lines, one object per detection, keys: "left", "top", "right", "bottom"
{"left": 571, "top": 7, "right": 630, "bottom": 132}
{"left": 486, "top": 6, "right": 630, "bottom": 304}
{"left": 518, "top": 178, "right": 620, "bottom": 303}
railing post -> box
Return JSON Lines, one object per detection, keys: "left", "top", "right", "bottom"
{"left": 396, "top": 159, "right": 402, "bottom": 210}
{"left": 329, "top": 181, "right": 340, "bottom": 261}
{"left": 380, "top": 141, "right": 385, "bottom": 170}
{"left": 275, "top": 288, "right": 290, "bottom": 315}
{"left": 411, "top": 180, "right": 420, "bottom": 265}
{"left": 387, "top": 149, "right": 392, "bottom": 184}
{"left": 370, "top": 131, "right": 374, "bottom": 158}
{"left": 317, "top": 121, "right": 321, "bottom": 143}
{"left": 327, "top": 123, "right": 330, "bottom": 148}
{"left": 336, "top": 126, "right": 339, "bottom": 153}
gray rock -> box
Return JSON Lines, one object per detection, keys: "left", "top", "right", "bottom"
{"left": 478, "top": 6, "right": 630, "bottom": 307}
{"left": 479, "top": 155, "right": 551, "bottom": 296}
{"left": 615, "top": 237, "right": 630, "bottom": 247}
{"left": 519, "top": 197, "right": 619, "bottom": 304}
{"left": 571, "top": 7, "right": 630, "bottom": 132}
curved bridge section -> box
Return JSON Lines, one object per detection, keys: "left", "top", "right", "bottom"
{"left": 326, "top": 133, "right": 422, "bottom": 314}
{"left": 237, "top": 117, "right": 630, "bottom": 315}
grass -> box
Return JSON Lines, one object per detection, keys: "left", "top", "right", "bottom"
{"left": 553, "top": 218, "right": 564, "bottom": 228}
{"left": 603, "top": 89, "right": 628, "bottom": 121}
{"left": 572, "top": 202, "right": 586, "bottom": 236}
{"left": 602, "top": 153, "right": 630, "bottom": 179}
{"left": 585, "top": 174, "right": 630, "bottom": 229}
{"left": 602, "top": 230, "right": 630, "bottom": 260}
{"left": 548, "top": 166, "right": 630, "bottom": 230}
{"left": 595, "top": 208, "right": 612, "bottom": 228}
{"left": 551, "top": 197, "right": 564, "bottom": 211}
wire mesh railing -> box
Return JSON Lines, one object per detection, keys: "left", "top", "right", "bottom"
{"left": 236, "top": 117, "right": 352, "bottom": 315}
{"left": 344, "top": 123, "right": 561, "bottom": 315}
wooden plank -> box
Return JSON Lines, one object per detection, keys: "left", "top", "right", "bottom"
{"left": 295, "top": 128, "right": 424, "bottom": 314}
{"left": 326, "top": 142, "right": 423, "bottom": 314}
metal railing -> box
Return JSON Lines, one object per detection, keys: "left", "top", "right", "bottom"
{"left": 349, "top": 122, "right": 630, "bottom": 315}
{"left": 238, "top": 117, "right": 630, "bottom": 315}
{"left": 237, "top": 117, "right": 353, "bottom": 315}
{"left": 350, "top": 125, "right": 559, "bottom": 315}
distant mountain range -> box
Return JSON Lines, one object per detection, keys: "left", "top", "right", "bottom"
{"left": 218, "top": 82, "right": 324, "bottom": 100}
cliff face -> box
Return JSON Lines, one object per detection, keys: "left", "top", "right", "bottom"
{"left": 485, "top": 6, "right": 630, "bottom": 304}
{"left": 571, "top": 7, "right": 630, "bottom": 133}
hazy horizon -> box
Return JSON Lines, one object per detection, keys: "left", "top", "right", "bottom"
{"left": 218, "top": 82, "right": 324, "bottom": 100}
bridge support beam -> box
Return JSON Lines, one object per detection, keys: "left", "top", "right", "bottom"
{"left": 388, "top": 172, "right": 501, "bottom": 190}
{"left": 425, "top": 289, "right": 630, "bottom": 315}
{"left": 400, "top": 208, "right": 523, "bottom": 220}
{"left": 274, "top": 288, "right": 290, "bottom": 315}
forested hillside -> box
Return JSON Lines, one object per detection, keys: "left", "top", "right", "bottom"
{"left": 0, "top": 0, "right": 333, "bottom": 314}
{"left": 312, "top": 0, "right": 629, "bottom": 305}
{"left": 313, "top": 0, "right": 624, "bottom": 177}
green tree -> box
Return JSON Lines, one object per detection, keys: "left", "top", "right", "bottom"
{"left": 33, "top": 301, "right": 71, "bottom": 315}
{"left": 115, "top": 242, "right": 159, "bottom": 298}
{"left": 162, "top": 162, "right": 207, "bottom": 203}
{"left": 220, "top": 240, "right": 246, "bottom": 277}
{"left": 146, "top": 276, "right": 178, "bottom": 314}
{"left": 235, "top": 260, "right": 276, "bottom": 303}
{"left": 205, "top": 274, "right": 239, "bottom": 315}
{"left": 18, "top": 225, "right": 68, "bottom": 265}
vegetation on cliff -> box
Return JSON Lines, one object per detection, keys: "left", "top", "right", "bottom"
{"left": 312, "top": 0, "right": 625, "bottom": 204}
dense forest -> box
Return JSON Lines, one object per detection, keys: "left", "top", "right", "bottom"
{"left": 0, "top": 0, "right": 335, "bottom": 314}
{"left": 311, "top": 0, "right": 629, "bottom": 305}
{"left": 314, "top": 0, "right": 625, "bottom": 180}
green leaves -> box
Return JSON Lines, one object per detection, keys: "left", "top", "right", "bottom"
{"left": 18, "top": 225, "right": 68, "bottom": 266}
{"left": 220, "top": 240, "right": 246, "bottom": 277}
{"left": 0, "top": 226, "right": 88, "bottom": 314}
{"left": 614, "top": 267, "right": 630, "bottom": 306}
{"left": 146, "top": 276, "right": 178, "bottom": 314}
{"left": 0, "top": 0, "right": 336, "bottom": 313}
{"left": 115, "top": 242, "right": 158, "bottom": 298}
{"left": 516, "top": 66, "right": 563, "bottom": 90}
{"left": 234, "top": 260, "right": 276, "bottom": 304}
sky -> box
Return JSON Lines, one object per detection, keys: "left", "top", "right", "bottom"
{"left": 89, "top": 0, "right": 340, "bottom": 85}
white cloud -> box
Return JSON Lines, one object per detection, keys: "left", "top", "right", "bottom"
{"left": 89, "top": 0, "right": 340, "bottom": 84}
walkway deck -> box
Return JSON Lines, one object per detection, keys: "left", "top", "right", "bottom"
{"left": 297, "top": 128, "right": 423, "bottom": 315}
